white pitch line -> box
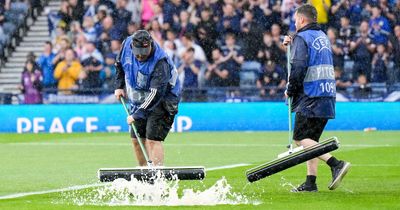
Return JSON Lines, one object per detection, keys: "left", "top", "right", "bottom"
{"left": 0, "top": 183, "right": 108, "bottom": 200}
{"left": 4, "top": 142, "right": 395, "bottom": 147}
{"left": 206, "top": 163, "right": 251, "bottom": 171}
{"left": 352, "top": 164, "right": 400, "bottom": 167}
{"left": 0, "top": 163, "right": 250, "bottom": 200}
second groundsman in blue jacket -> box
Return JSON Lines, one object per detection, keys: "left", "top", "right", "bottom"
{"left": 283, "top": 4, "right": 351, "bottom": 192}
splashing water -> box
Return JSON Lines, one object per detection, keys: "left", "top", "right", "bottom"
{"left": 62, "top": 176, "right": 260, "bottom": 206}
{"left": 280, "top": 176, "right": 298, "bottom": 191}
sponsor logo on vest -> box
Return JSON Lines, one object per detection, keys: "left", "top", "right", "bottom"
{"left": 304, "top": 65, "right": 335, "bottom": 82}
{"left": 312, "top": 36, "right": 331, "bottom": 52}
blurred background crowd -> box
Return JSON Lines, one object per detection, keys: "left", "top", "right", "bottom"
{"left": 1, "top": 0, "right": 400, "bottom": 104}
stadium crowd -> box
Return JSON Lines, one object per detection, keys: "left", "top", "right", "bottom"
{"left": 1, "top": 0, "right": 42, "bottom": 63}
{"left": 9, "top": 0, "right": 400, "bottom": 103}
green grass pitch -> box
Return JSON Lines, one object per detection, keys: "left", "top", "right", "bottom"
{"left": 0, "top": 131, "right": 399, "bottom": 209}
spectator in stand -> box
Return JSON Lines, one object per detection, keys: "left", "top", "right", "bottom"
{"left": 100, "top": 53, "right": 116, "bottom": 90}
{"left": 146, "top": 19, "right": 164, "bottom": 45}
{"left": 152, "top": 3, "right": 166, "bottom": 29}
{"left": 334, "top": 66, "right": 352, "bottom": 91}
{"left": 217, "top": 3, "right": 241, "bottom": 36}
{"left": 26, "top": 52, "right": 40, "bottom": 71}
{"left": 257, "top": 31, "right": 285, "bottom": 69}
{"left": 348, "top": 0, "right": 363, "bottom": 26}
{"left": 369, "top": 5, "right": 391, "bottom": 45}
{"left": 82, "top": 16, "right": 97, "bottom": 42}
{"left": 163, "top": 0, "right": 187, "bottom": 30}
{"left": 353, "top": 74, "right": 372, "bottom": 99}
{"left": 178, "top": 47, "right": 202, "bottom": 89}
{"left": 195, "top": 8, "right": 218, "bottom": 60}
{"left": 164, "top": 40, "right": 180, "bottom": 65}
{"left": 58, "top": 0, "right": 73, "bottom": 30}
{"left": 98, "top": 16, "right": 117, "bottom": 53}
{"left": 394, "top": 1, "right": 400, "bottom": 25}
{"left": 73, "top": 33, "right": 87, "bottom": 58}
{"left": 164, "top": 29, "right": 181, "bottom": 50}
{"left": 349, "top": 20, "right": 376, "bottom": 80}
{"left": 177, "top": 33, "right": 207, "bottom": 62}
{"left": 68, "top": 0, "right": 84, "bottom": 22}
{"left": 94, "top": 6, "right": 107, "bottom": 36}
{"left": 68, "top": 21, "right": 83, "bottom": 45}
{"left": 195, "top": 25, "right": 218, "bottom": 63}
{"left": 256, "top": 60, "right": 286, "bottom": 98}
{"left": 163, "top": 30, "right": 181, "bottom": 64}
{"left": 327, "top": 27, "right": 345, "bottom": 69}
{"left": 54, "top": 48, "right": 82, "bottom": 94}
{"left": 126, "top": 0, "right": 140, "bottom": 23}
{"left": 173, "top": 10, "right": 195, "bottom": 38}
{"left": 19, "top": 60, "right": 43, "bottom": 104}
{"left": 240, "top": 9, "right": 263, "bottom": 61}
{"left": 127, "top": 21, "right": 140, "bottom": 35}
{"left": 255, "top": 0, "right": 281, "bottom": 31}
{"left": 379, "top": 0, "right": 396, "bottom": 27}
{"left": 339, "top": 16, "right": 355, "bottom": 47}
{"left": 205, "top": 48, "right": 231, "bottom": 87}
{"left": 360, "top": 1, "right": 372, "bottom": 21}
{"left": 79, "top": 41, "right": 104, "bottom": 91}
{"left": 53, "top": 36, "right": 72, "bottom": 66}
{"left": 282, "top": 0, "right": 304, "bottom": 33}
{"left": 0, "top": 0, "right": 14, "bottom": 47}
{"left": 388, "top": 25, "right": 400, "bottom": 82}
{"left": 84, "top": 0, "right": 100, "bottom": 17}
{"left": 112, "top": 0, "right": 132, "bottom": 37}
{"left": 0, "top": 25, "right": 6, "bottom": 50}
{"left": 110, "top": 37, "right": 122, "bottom": 57}
{"left": 220, "top": 33, "right": 244, "bottom": 87}
{"left": 37, "top": 41, "right": 57, "bottom": 90}
{"left": 141, "top": 0, "right": 157, "bottom": 27}
{"left": 196, "top": 7, "right": 218, "bottom": 41}
{"left": 186, "top": 0, "right": 202, "bottom": 25}
{"left": 329, "top": 0, "right": 350, "bottom": 30}
{"left": 100, "top": 0, "right": 116, "bottom": 11}
{"left": 271, "top": 24, "right": 286, "bottom": 53}
{"left": 371, "top": 44, "right": 389, "bottom": 83}
{"left": 309, "top": 0, "right": 331, "bottom": 31}
{"left": 52, "top": 22, "right": 68, "bottom": 50}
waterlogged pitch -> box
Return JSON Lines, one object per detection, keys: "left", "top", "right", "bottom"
{"left": 0, "top": 131, "right": 399, "bottom": 209}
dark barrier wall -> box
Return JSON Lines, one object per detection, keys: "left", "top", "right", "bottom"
{"left": 0, "top": 102, "right": 399, "bottom": 133}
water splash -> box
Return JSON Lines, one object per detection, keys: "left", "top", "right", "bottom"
{"left": 62, "top": 176, "right": 260, "bottom": 206}
{"left": 280, "top": 176, "right": 298, "bottom": 191}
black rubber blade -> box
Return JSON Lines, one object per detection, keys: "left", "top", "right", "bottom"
{"left": 98, "top": 166, "right": 205, "bottom": 182}
{"left": 246, "top": 137, "right": 340, "bottom": 183}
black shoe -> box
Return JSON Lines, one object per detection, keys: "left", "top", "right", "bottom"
{"left": 328, "top": 161, "right": 351, "bottom": 190}
{"left": 291, "top": 182, "right": 318, "bottom": 192}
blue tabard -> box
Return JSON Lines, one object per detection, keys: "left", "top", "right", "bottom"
{"left": 119, "top": 38, "right": 180, "bottom": 105}
{"left": 297, "top": 30, "right": 336, "bottom": 98}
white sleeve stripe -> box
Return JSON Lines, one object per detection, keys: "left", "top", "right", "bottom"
{"left": 140, "top": 88, "right": 157, "bottom": 109}
{"left": 142, "top": 89, "right": 156, "bottom": 109}
{"left": 139, "top": 89, "right": 155, "bottom": 109}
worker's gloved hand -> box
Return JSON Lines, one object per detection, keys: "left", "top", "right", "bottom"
{"left": 127, "top": 115, "right": 135, "bottom": 124}
{"left": 115, "top": 89, "right": 126, "bottom": 100}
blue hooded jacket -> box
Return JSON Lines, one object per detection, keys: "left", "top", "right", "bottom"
{"left": 286, "top": 23, "right": 336, "bottom": 119}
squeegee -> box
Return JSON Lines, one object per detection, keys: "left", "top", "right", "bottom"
{"left": 246, "top": 137, "right": 339, "bottom": 182}
{"left": 98, "top": 97, "right": 205, "bottom": 182}
{"left": 245, "top": 45, "right": 339, "bottom": 183}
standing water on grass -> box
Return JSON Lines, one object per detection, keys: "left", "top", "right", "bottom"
{"left": 62, "top": 176, "right": 260, "bottom": 206}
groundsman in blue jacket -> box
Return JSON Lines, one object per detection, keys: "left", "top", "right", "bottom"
{"left": 283, "top": 4, "right": 350, "bottom": 192}
{"left": 114, "top": 30, "right": 181, "bottom": 166}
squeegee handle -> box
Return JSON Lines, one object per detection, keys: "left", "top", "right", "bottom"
{"left": 120, "top": 97, "right": 152, "bottom": 166}
{"left": 287, "top": 45, "right": 293, "bottom": 151}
